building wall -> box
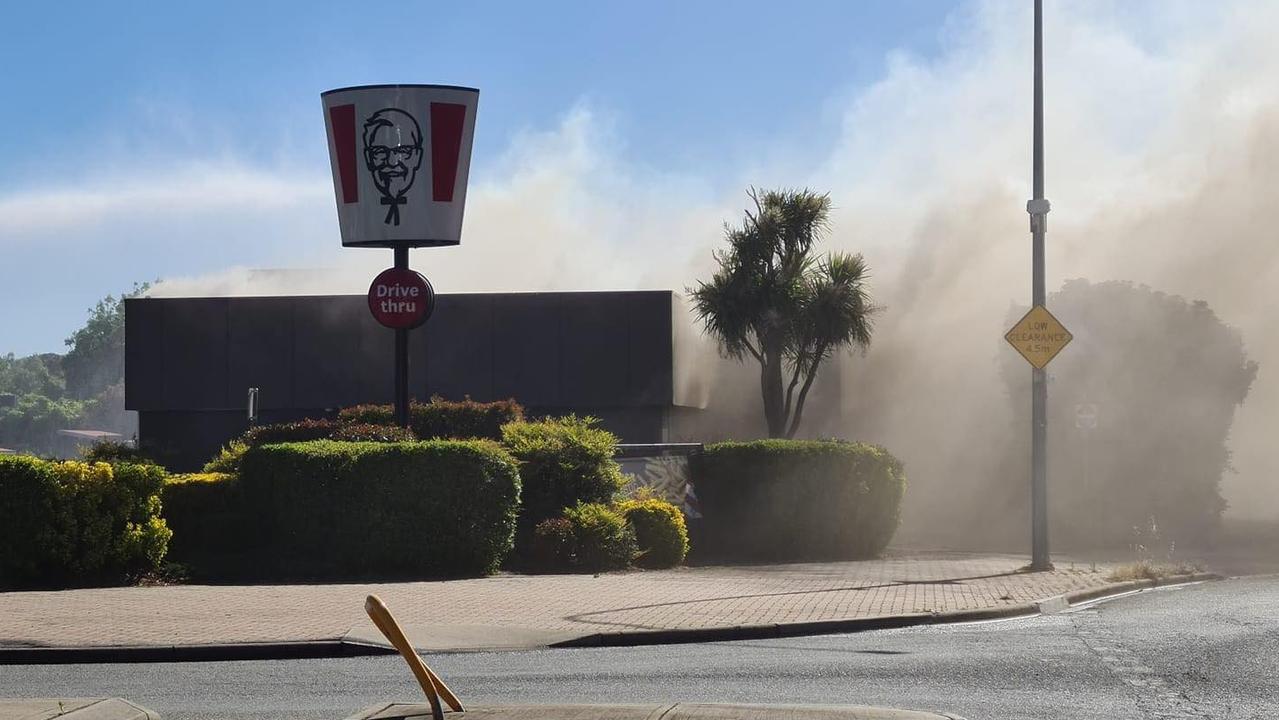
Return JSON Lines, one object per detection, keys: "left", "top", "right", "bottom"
{"left": 126, "top": 291, "right": 685, "bottom": 469}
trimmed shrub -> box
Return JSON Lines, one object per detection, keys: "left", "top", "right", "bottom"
{"left": 239, "top": 440, "right": 520, "bottom": 578}
{"left": 330, "top": 423, "right": 417, "bottom": 443}
{"left": 337, "top": 404, "right": 398, "bottom": 427}
{"left": 561, "top": 502, "right": 637, "bottom": 572}
{"left": 502, "top": 416, "right": 626, "bottom": 545}
{"left": 618, "top": 497, "right": 689, "bottom": 568}
{"left": 162, "top": 472, "right": 248, "bottom": 577}
{"left": 339, "top": 397, "right": 524, "bottom": 440}
{"left": 0, "top": 456, "right": 170, "bottom": 586}
{"left": 693, "top": 440, "right": 905, "bottom": 561}
{"left": 240, "top": 418, "right": 339, "bottom": 447}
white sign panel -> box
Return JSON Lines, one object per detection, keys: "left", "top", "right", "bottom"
{"left": 1075, "top": 402, "right": 1098, "bottom": 430}
{"left": 321, "top": 84, "right": 479, "bottom": 248}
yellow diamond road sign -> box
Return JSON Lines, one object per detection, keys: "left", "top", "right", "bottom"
{"left": 1005, "top": 305, "right": 1072, "bottom": 369}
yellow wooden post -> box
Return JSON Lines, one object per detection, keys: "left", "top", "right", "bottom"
{"left": 364, "top": 595, "right": 465, "bottom": 716}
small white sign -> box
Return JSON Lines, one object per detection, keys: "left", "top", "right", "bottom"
{"left": 1075, "top": 403, "right": 1099, "bottom": 430}
{"left": 322, "top": 84, "right": 480, "bottom": 248}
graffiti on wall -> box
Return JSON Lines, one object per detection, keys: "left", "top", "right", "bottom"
{"left": 617, "top": 453, "right": 701, "bottom": 518}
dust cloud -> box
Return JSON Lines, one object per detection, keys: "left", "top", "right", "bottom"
{"left": 150, "top": 2, "right": 1279, "bottom": 543}
{"left": 807, "top": 1, "right": 1279, "bottom": 546}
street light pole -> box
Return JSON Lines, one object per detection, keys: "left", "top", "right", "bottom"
{"left": 1028, "top": 0, "right": 1052, "bottom": 571}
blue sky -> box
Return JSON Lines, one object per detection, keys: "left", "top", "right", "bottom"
{"left": 0, "top": 0, "right": 962, "bottom": 356}
{"left": 0, "top": 2, "right": 955, "bottom": 185}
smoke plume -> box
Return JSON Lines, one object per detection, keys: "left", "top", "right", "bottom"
{"left": 12, "top": 1, "right": 1276, "bottom": 538}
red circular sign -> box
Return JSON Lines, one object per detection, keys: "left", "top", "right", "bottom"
{"left": 368, "top": 268, "right": 434, "bottom": 329}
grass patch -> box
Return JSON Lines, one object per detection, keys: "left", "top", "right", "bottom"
{"left": 1107, "top": 560, "right": 1201, "bottom": 583}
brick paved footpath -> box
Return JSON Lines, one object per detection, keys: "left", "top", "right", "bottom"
{"left": 0, "top": 552, "right": 1117, "bottom": 652}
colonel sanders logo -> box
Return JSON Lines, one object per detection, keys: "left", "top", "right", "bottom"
{"left": 363, "top": 108, "right": 423, "bottom": 226}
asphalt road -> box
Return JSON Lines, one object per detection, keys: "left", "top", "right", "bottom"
{"left": 3, "top": 575, "right": 1276, "bottom": 720}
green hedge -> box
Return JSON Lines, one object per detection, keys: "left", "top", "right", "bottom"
{"left": 239, "top": 440, "right": 520, "bottom": 578}
{"left": 0, "top": 456, "right": 170, "bottom": 586}
{"left": 204, "top": 421, "right": 413, "bottom": 474}
{"left": 339, "top": 398, "right": 524, "bottom": 440}
{"left": 502, "top": 416, "right": 625, "bottom": 547}
{"left": 693, "top": 440, "right": 905, "bottom": 561}
{"left": 162, "top": 472, "right": 248, "bottom": 577}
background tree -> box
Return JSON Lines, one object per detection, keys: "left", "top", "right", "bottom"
{"left": 63, "top": 282, "right": 150, "bottom": 400}
{"left": 0, "top": 282, "right": 150, "bottom": 453}
{"left": 0, "top": 394, "right": 84, "bottom": 455}
{"left": 998, "top": 279, "right": 1257, "bottom": 548}
{"left": 0, "top": 353, "right": 65, "bottom": 400}
{"left": 689, "top": 188, "right": 875, "bottom": 438}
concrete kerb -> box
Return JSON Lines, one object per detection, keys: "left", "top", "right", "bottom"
{"left": 553, "top": 609, "right": 1039, "bottom": 649}
{"left": 554, "top": 572, "right": 1224, "bottom": 648}
{"left": 0, "top": 639, "right": 395, "bottom": 665}
{"left": 0, "top": 573, "right": 1223, "bottom": 664}
{"left": 1060, "top": 571, "right": 1224, "bottom": 606}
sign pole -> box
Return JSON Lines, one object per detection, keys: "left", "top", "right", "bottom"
{"left": 1028, "top": 0, "right": 1052, "bottom": 571}
{"left": 394, "top": 247, "right": 410, "bottom": 429}
{"left": 1084, "top": 422, "right": 1093, "bottom": 559}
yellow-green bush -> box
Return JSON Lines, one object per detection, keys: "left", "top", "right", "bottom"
{"left": 559, "top": 502, "right": 637, "bottom": 572}
{"left": 82, "top": 440, "right": 160, "bottom": 467}
{"left": 202, "top": 440, "right": 247, "bottom": 474}
{"left": 618, "top": 497, "right": 689, "bottom": 568}
{"left": 0, "top": 456, "right": 170, "bottom": 586}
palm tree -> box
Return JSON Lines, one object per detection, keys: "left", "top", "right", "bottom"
{"left": 689, "top": 188, "right": 875, "bottom": 438}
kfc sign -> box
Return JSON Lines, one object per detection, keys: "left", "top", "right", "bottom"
{"left": 368, "top": 267, "right": 435, "bottom": 329}
{"left": 322, "top": 84, "right": 479, "bottom": 248}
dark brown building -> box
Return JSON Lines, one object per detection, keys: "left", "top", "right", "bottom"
{"left": 125, "top": 290, "right": 704, "bottom": 469}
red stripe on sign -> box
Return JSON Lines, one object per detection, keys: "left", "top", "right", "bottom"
{"left": 430, "top": 102, "right": 467, "bottom": 201}
{"left": 329, "top": 104, "right": 359, "bottom": 203}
